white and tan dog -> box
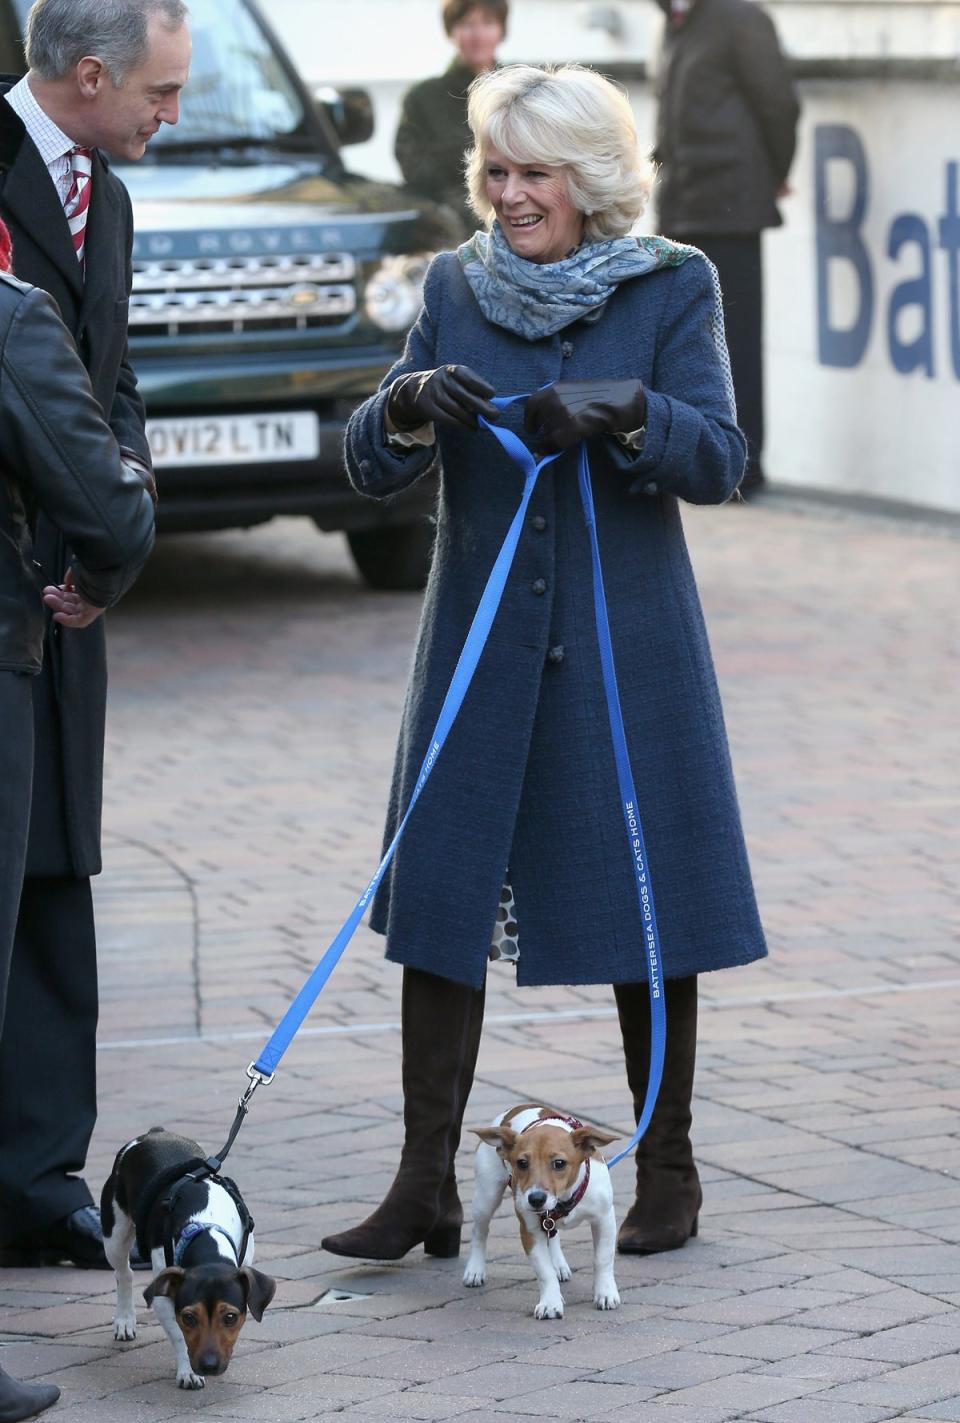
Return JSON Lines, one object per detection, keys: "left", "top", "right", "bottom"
{"left": 464, "top": 1103, "right": 619, "bottom": 1319}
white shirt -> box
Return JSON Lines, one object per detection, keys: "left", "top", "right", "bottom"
{"left": 4, "top": 74, "right": 78, "bottom": 205}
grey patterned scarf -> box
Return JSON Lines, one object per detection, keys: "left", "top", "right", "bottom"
{"left": 457, "top": 221, "right": 697, "bottom": 341}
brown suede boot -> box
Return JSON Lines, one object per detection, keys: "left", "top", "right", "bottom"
{"left": 614, "top": 975, "right": 702, "bottom": 1254}
{"left": 321, "top": 966, "right": 485, "bottom": 1260}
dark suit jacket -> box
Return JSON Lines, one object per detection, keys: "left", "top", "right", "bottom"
{"left": 0, "top": 85, "right": 152, "bottom": 876}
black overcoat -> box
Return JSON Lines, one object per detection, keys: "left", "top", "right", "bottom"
{"left": 653, "top": 0, "right": 800, "bottom": 236}
{"left": 0, "top": 88, "right": 151, "bottom": 876}
{"left": 345, "top": 251, "right": 768, "bottom": 989}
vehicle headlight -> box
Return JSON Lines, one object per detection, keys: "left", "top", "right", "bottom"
{"left": 364, "top": 254, "right": 432, "bottom": 332}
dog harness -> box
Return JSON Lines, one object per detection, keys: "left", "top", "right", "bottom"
{"left": 133, "top": 1157, "right": 254, "bottom": 1268}
{"left": 511, "top": 1114, "right": 593, "bottom": 1239}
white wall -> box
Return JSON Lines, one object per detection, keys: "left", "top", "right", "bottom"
{"left": 765, "top": 80, "right": 960, "bottom": 512}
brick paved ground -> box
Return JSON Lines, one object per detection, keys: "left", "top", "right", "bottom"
{"left": 1, "top": 492, "right": 958, "bottom": 1422}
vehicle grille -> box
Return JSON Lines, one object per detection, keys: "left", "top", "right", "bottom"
{"left": 129, "top": 252, "right": 357, "bottom": 336}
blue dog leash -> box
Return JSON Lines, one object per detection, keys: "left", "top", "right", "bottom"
{"left": 230, "top": 394, "right": 664, "bottom": 1173}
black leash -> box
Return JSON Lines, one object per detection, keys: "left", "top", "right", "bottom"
{"left": 154, "top": 1067, "right": 270, "bottom": 1268}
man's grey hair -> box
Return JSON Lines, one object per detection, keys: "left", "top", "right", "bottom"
{"left": 26, "top": 0, "right": 188, "bottom": 85}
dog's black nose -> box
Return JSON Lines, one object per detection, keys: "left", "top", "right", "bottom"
{"left": 197, "top": 1355, "right": 224, "bottom": 1375}
{"left": 527, "top": 1190, "right": 547, "bottom": 1210}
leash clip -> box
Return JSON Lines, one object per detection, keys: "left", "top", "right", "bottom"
{"left": 242, "top": 1062, "right": 274, "bottom": 1106}
{"left": 540, "top": 1214, "right": 558, "bottom": 1237}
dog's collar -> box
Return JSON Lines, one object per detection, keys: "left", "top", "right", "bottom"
{"left": 520, "top": 1113, "right": 584, "bottom": 1136}
{"left": 172, "top": 1220, "right": 240, "bottom": 1267}
{"left": 536, "top": 1159, "right": 591, "bottom": 1238}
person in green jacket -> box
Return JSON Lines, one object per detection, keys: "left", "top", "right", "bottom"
{"left": 395, "top": 0, "right": 508, "bottom": 234}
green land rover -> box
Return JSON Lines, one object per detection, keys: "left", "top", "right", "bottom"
{"left": 0, "top": 0, "right": 454, "bottom": 589}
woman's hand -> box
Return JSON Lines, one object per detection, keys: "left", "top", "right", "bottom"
{"left": 387, "top": 365, "right": 498, "bottom": 433}
{"left": 524, "top": 380, "right": 647, "bottom": 451}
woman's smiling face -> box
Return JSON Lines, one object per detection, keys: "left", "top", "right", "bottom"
{"left": 484, "top": 146, "right": 585, "bottom": 264}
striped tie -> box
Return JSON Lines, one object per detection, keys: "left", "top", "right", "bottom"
{"left": 64, "top": 146, "right": 93, "bottom": 270}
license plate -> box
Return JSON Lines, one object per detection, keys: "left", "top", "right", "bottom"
{"left": 146, "top": 412, "right": 321, "bottom": 468}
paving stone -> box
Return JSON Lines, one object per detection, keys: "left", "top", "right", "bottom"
{"left": 697, "top": 1322, "right": 856, "bottom": 1360}
{"left": 592, "top": 1350, "right": 749, "bottom": 1389}
{"left": 657, "top": 1370, "right": 815, "bottom": 1412}
{"left": 821, "top": 1321, "right": 960, "bottom": 1365}
{"left": 818, "top": 1360, "right": 960, "bottom": 1410}
{"left": 487, "top": 1378, "right": 660, "bottom": 1418}
{"left": 746, "top": 1402, "right": 899, "bottom": 1422}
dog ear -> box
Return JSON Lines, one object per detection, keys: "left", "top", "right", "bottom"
{"left": 472, "top": 1125, "right": 518, "bottom": 1155}
{"left": 240, "top": 1266, "right": 277, "bottom": 1322}
{"left": 571, "top": 1125, "right": 618, "bottom": 1157}
{"left": 144, "top": 1267, "right": 185, "bottom": 1306}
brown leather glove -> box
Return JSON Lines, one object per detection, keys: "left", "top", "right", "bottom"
{"left": 524, "top": 380, "right": 647, "bottom": 451}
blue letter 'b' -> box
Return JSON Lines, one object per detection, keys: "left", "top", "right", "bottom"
{"left": 815, "top": 125, "right": 874, "bottom": 369}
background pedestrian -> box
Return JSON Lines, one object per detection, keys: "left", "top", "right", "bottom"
{"left": 323, "top": 62, "right": 767, "bottom": 1266}
{"left": 394, "top": 0, "right": 508, "bottom": 234}
{"left": 0, "top": 0, "right": 189, "bottom": 1272}
{"left": 651, "top": 0, "right": 799, "bottom": 493}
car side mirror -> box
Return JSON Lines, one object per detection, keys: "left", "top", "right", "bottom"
{"left": 313, "top": 86, "right": 374, "bottom": 147}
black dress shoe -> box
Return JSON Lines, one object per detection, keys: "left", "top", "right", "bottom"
{"left": 0, "top": 1367, "right": 59, "bottom": 1421}
{"left": 0, "top": 1204, "right": 109, "bottom": 1269}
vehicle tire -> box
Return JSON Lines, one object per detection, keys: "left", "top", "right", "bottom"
{"left": 345, "top": 520, "right": 435, "bottom": 591}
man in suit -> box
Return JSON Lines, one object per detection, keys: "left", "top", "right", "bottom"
{"left": 0, "top": 0, "right": 190, "bottom": 1271}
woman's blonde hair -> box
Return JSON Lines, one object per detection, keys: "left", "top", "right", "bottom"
{"left": 464, "top": 64, "right": 654, "bottom": 243}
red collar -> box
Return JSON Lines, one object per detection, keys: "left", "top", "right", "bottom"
{"left": 537, "top": 1159, "right": 591, "bottom": 1238}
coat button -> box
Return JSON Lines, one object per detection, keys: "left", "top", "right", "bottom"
{"left": 560, "top": 340, "right": 574, "bottom": 358}
{"left": 531, "top": 578, "right": 547, "bottom": 595}
{"left": 547, "top": 644, "right": 565, "bottom": 664}
{"left": 531, "top": 515, "right": 547, "bottom": 532}
{"left": 643, "top": 480, "right": 659, "bottom": 495}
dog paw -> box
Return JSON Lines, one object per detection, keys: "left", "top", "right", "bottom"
{"left": 534, "top": 1299, "right": 564, "bottom": 1320}
{"left": 112, "top": 1316, "right": 137, "bottom": 1341}
{"left": 594, "top": 1286, "right": 621, "bottom": 1311}
{"left": 555, "top": 1260, "right": 572, "bottom": 1282}
{"left": 177, "top": 1370, "right": 205, "bottom": 1390}
{"left": 463, "top": 1264, "right": 486, "bottom": 1287}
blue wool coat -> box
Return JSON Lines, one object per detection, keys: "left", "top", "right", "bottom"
{"left": 345, "top": 250, "right": 767, "bottom": 989}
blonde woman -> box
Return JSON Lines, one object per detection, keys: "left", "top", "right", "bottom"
{"left": 324, "top": 65, "right": 765, "bottom": 1264}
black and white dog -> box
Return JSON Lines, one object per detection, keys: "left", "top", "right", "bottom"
{"left": 101, "top": 1127, "right": 275, "bottom": 1389}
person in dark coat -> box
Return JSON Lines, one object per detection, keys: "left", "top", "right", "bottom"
{"left": 0, "top": 222, "right": 155, "bottom": 1419}
{"left": 0, "top": 0, "right": 190, "bottom": 1271}
{"left": 652, "top": 0, "right": 799, "bottom": 492}
{"left": 322, "top": 63, "right": 767, "bottom": 1267}
{"left": 394, "top": 0, "right": 508, "bottom": 234}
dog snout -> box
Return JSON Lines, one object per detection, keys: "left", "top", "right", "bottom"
{"left": 527, "top": 1189, "right": 548, "bottom": 1210}
{"left": 196, "top": 1353, "right": 226, "bottom": 1376}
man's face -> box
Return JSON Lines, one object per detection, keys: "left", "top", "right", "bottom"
{"left": 83, "top": 14, "right": 191, "bottom": 160}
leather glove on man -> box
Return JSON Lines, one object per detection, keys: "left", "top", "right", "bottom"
{"left": 524, "top": 380, "right": 647, "bottom": 451}
{"left": 386, "top": 364, "right": 498, "bottom": 433}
